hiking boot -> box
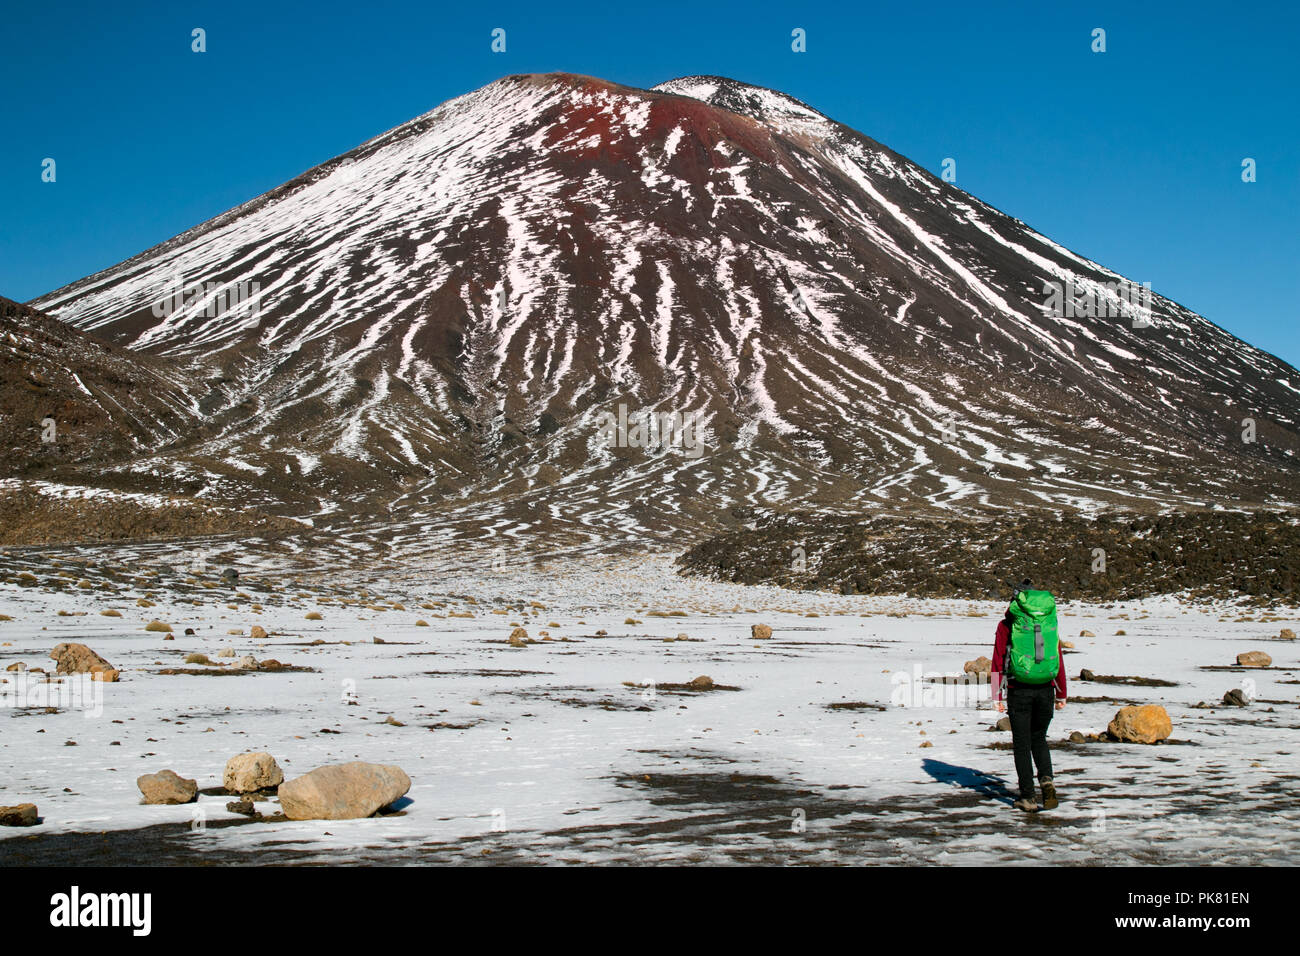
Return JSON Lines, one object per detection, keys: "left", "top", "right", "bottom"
{"left": 1012, "top": 795, "right": 1037, "bottom": 812}
{"left": 1040, "top": 778, "right": 1059, "bottom": 810}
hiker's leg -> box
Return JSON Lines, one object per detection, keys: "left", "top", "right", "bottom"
{"left": 1030, "top": 685, "right": 1054, "bottom": 782}
{"left": 1007, "top": 687, "right": 1036, "bottom": 797}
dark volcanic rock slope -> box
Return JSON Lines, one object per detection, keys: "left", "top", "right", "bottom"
{"left": 25, "top": 73, "right": 1300, "bottom": 545}
{"left": 676, "top": 508, "right": 1300, "bottom": 603}
{"left": 0, "top": 296, "right": 199, "bottom": 476}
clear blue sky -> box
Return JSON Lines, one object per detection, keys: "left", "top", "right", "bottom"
{"left": 3, "top": 0, "right": 1297, "bottom": 366}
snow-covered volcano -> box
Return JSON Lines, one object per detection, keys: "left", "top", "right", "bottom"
{"left": 23, "top": 73, "right": 1300, "bottom": 543}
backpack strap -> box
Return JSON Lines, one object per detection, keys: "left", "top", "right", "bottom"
{"left": 1034, "top": 623, "right": 1044, "bottom": 663}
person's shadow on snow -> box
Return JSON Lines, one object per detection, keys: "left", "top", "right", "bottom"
{"left": 922, "top": 759, "right": 1016, "bottom": 806}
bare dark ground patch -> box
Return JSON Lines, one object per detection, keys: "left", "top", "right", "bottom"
{"left": 826, "top": 701, "right": 888, "bottom": 711}
{"left": 1077, "top": 673, "right": 1179, "bottom": 687}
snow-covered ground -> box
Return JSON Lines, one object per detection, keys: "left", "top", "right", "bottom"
{"left": 1, "top": 550, "right": 1297, "bottom": 864}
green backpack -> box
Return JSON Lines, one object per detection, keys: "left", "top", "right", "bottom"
{"left": 1006, "top": 589, "right": 1060, "bottom": 684}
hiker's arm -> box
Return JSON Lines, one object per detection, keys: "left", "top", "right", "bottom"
{"left": 1054, "top": 646, "right": 1067, "bottom": 705}
{"left": 991, "top": 620, "right": 1009, "bottom": 703}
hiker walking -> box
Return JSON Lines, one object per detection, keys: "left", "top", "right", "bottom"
{"left": 992, "top": 581, "right": 1067, "bottom": 812}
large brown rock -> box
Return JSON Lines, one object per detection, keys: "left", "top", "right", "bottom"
{"left": 1107, "top": 705, "right": 1172, "bottom": 744}
{"left": 964, "top": 656, "right": 992, "bottom": 676}
{"left": 49, "top": 642, "right": 113, "bottom": 675}
{"left": 0, "top": 803, "right": 38, "bottom": 826}
{"left": 223, "top": 752, "right": 284, "bottom": 793}
{"left": 250, "top": 625, "right": 269, "bottom": 640}
{"left": 277, "top": 762, "right": 410, "bottom": 821}
{"left": 137, "top": 769, "right": 198, "bottom": 804}
{"left": 751, "top": 623, "right": 773, "bottom": 640}
{"left": 1236, "top": 651, "right": 1272, "bottom": 667}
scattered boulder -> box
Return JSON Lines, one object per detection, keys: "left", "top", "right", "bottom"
{"left": 993, "top": 716, "right": 1012, "bottom": 731}
{"left": 1280, "top": 628, "right": 1295, "bottom": 640}
{"left": 1079, "top": 668, "right": 1096, "bottom": 681}
{"left": 90, "top": 668, "right": 119, "bottom": 682}
{"left": 1223, "top": 688, "right": 1249, "bottom": 707}
{"left": 0, "top": 803, "right": 38, "bottom": 826}
{"left": 49, "top": 642, "right": 113, "bottom": 675}
{"left": 1068, "top": 731, "right": 1086, "bottom": 743}
{"left": 184, "top": 652, "right": 212, "bottom": 665}
{"left": 6, "top": 661, "right": 26, "bottom": 672}
{"left": 216, "top": 647, "right": 236, "bottom": 658}
{"left": 250, "top": 625, "right": 268, "bottom": 640}
{"left": 145, "top": 620, "right": 172, "bottom": 633}
{"left": 688, "top": 675, "right": 715, "bottom": 690}
{"left": 223, "top": 752, "right": 284, "bottom": 793}
{"left": 276, "top": 762, "right": 411, "bottom": 821}
{"left": 236, "top": 655, "right": 260, "bottom": 670}
{"left": 508, "top": 627, "right": 529, "bottom": 647}
{"left": 1079, "top": 629, "right": 1095, "bottom": 637}
{"left": 137, "top": 769, "right": 198, "bottom": 805}
{"left": 1106, "top": 705, "right": 1172, "bottom": 744}
{"left": 184, "top": 627, "right": 196, "bottom": 636}
{"left": 751, "top": 624, "right": 773, "bottom": 640}
{"left": 221, "top": 568, "right": 239, "bottom": 583}
{"left": 964, "top": 656, "right": 992, "bottom": 676}
{"left": 1236, "top": 651, "right": 1272, "bottom": 667}
{"left": 226, "top": 799, "right": 257, "bottom": 817}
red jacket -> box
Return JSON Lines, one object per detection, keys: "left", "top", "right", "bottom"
{"left": 992, "top": 618, "right": 1067, "bottom": 701}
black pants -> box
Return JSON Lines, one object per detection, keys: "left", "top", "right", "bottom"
{"left": 1007, "top": 682, "right": 1055, "bottom": 797}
